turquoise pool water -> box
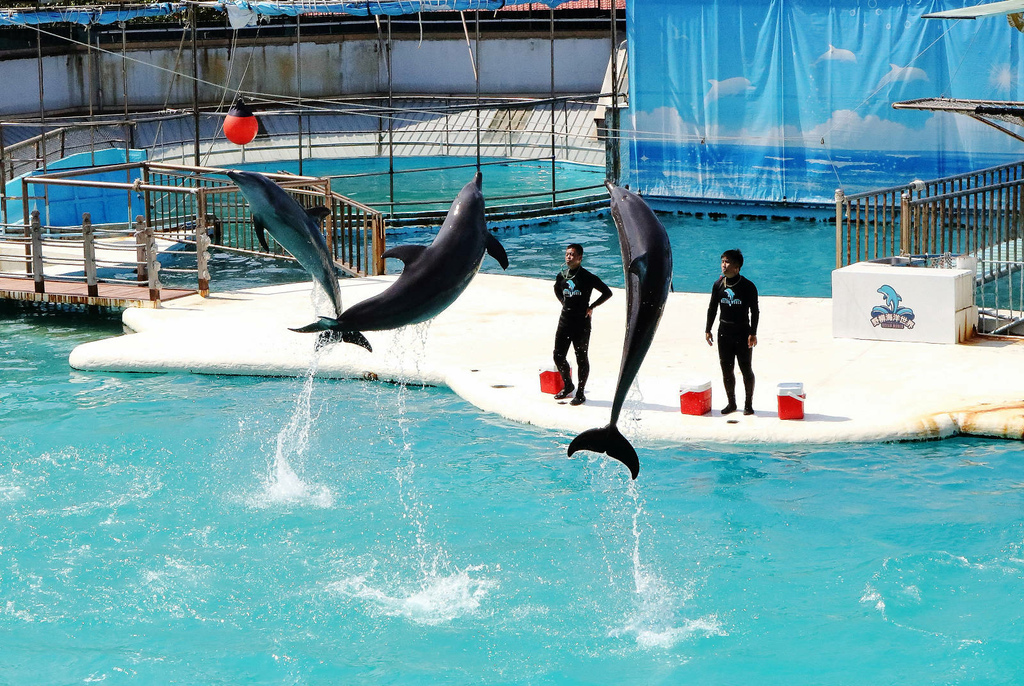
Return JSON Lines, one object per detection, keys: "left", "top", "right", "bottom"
{"left": 237, "top": 156, "right": 606, "bottom": 213}
{"left": 2, "top": 310, "right": 1023, "bottom": 683}
{"left": 404, "top": 211, "right": 835, "bottom": 297}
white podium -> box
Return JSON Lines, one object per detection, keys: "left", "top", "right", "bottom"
{"left": 832, "top": 261, "right": 977, "bottom": 344}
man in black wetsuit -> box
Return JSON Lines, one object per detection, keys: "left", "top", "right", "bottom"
{"left": 705, "top": 249, "right": 759, "bottom": 415}
{"left": 553, "top": 243, "right": 612, "bottom": 406}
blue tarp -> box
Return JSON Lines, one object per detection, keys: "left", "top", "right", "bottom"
{"left": 218, "top": 0, "right": 569, "bottom": 16}
{"left": 0, "top": 4, "right": 185, "bottom": 27}
{"left": 6, "top": 149, "right": 148, "bottom": 227}
{"left": 0, "top": 1, "right": 569, "bottom": 26}
{"left": 624, "top": 0, "right": 1024, "bottom": 204}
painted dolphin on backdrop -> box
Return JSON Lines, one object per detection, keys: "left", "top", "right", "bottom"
{"left": 318, "top": 172, "right": 508, "bottom": 347}
{"left": 226, "top": 170, "right": 370, "bottom": 350}
{"left": 704, "top": 77, "right": 755, "bottom": 105}
{"left": 875, "top": 63, "right": 929, "bottom": 89}
{"left": 567, "top": 184, "right": 673, "bottom": 480}
{"left": 815, "top": 44, "right": 857, "bottom": 64}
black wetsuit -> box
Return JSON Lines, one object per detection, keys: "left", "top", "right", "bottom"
{"left": 553, "top": 266, "right": 612, "bottom": 393}
{"left": 706, "top": 274, "right": 759, "bottom": 407}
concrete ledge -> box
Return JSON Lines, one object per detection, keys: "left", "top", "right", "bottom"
{"left": 68, "top": 273, "right": 1024, "bottom": 445}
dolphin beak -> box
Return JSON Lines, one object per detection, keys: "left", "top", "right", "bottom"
{"left": 473, "top": 171, "right": 482, "bottom": 189}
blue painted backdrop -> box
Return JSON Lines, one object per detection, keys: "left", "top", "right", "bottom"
{"left": 624, "top": 0, "right": 1024, "bottom": 203}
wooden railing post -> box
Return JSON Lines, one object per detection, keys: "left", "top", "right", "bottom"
{"left": 323, "top": 180, "right": 336, "bottom": 257}
{"left": 196, "top": 227, "right": 210, "bottom": 297}
{"left": 135, "top": 215, "right": 148, "bottom": 282}
{"left": 140, "top": 216, "right": 161, "bottom": 303}
{"left": 82, "top": 212, "right": 98, "bottom": 297}
{"left": 834, "top": 188, "right": 844, "bottom": 268}
{"left": 373, "top": 215, "right": 386, "bottom": 275}
{"left": 29, "top": 209, "right": 44, "bottom": 293}
{"left": 900, "top": 191, "right": 911, "bottom": 255}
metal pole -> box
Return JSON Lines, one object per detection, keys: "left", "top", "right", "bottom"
{"left": 609, "top": 0, "right": 620, "bottom": 183}
{"left": 550, "top": 9, "right": 556, "bottom": 208}
{"left": 190, "top": 6, "right": 200, "bottom": 167}
{"left": 36, "top": 0, "right": 47, "bottom": 174}
{"left": 387, "top": 15, "right": 394, "bottom": 216}
{"left": 296, "top": 13, "right": 304, "bottom": 176}
{"left": 475, "top": 11, "right": 481, "bottom": 174}
{"left": 87, "top": 25, "right": 96, "bottom": 165}
{"left": 121, "top": 22, "right": 128, "bottom": 120}
{"left": 0, "top": 124, "right": 6, "bottom": 225}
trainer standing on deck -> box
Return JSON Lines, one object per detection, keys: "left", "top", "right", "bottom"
{"left": 553, "top": 243, "right": 612, "bottom": 406}
{"left": 706, "top": 249, "right": 759, "bottom": 415}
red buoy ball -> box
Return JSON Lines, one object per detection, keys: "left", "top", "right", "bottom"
{"left": 224, "top": 97, "right": 258, "bottom": 146}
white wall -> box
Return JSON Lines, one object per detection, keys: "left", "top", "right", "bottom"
{"left": 1, "top": 36, "right": 611, "bottom": 117}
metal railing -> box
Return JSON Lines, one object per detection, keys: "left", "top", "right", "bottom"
{"left": 836, "top": 159, "right": 1024, "bottom": 336}
{"left": 836, "top": 159, "right": 1024, "bottom": 271}
{"left": 978, "top": 258, "right": 1024, "bottom": 335}
{"left": 2, "top": 96, "right": 608, "bottom": 227}
{"left": 16, "top": 160, "right": 386, "bottom": 279}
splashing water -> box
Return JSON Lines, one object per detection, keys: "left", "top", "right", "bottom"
{"left": 609, "top": 480, "right": 725, "bottom": 649}
{"left": 252, "top": 348, "right": 334, "bottom": 508}
{"left": 336, "top": 321, "right": 494, "bottom": 625}
{"left": 329, "top": 565, "right": 497, "bottom": 626}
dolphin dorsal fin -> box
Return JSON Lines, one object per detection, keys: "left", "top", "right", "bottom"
{"left": 628, "top": 253, "right": 649, "bottom": 279}
{"left": 382, "top": 244, "right": 428, "bottom": 265}
{"left": 253, "top": 216, "right": 271, "bottom": 252}
{"left": 306, "top": 206, "right": 331, "bottom": 226}
{"left": 486, "top": 234, "right": 509, "bottom": 270}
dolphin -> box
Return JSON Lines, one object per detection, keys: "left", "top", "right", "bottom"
{"left": 226, "top": 170, "right": 370, "bottom": 350}
{"left": 567, "top": 184, "right": 673, "bottom": 480}
{"left": 704, "top": 77, "right": 755, "bottom": 105}
{"left": 875, "top": 64, "right": 929, "bottom": 89}
{"left": 815, "top": 44, "right": 857, "bottom": 64}
{"left": 877, "top": 284, "right": 902, "bottom": 311}
{"left": 314, "top": 172, "right": 508, "bottom": 348}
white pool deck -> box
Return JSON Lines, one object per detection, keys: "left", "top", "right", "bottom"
{"left": 69, "top": 273, "right": 1024, "bottom": 445}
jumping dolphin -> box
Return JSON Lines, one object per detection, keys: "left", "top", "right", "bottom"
{"left": 226, "top": 170, "right": 370, "bottom": 350}
{"left": 312, "top": 172, "right": 508, "bottom": 348}
{"left": 567, "top": 184, "right": 673, "bottom": 479}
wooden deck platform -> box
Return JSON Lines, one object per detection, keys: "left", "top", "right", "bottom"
{"left": 0, "top": 276, "right": 196, "bottom": 309}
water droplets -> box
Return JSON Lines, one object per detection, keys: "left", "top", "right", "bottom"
{"left": 249, "top": 349, "right": 334, "bottom": 509}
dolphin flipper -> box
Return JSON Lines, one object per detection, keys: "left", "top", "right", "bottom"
{"left": 382, "top": 244, "right": 428, "bottom": 265}
{"left": 486, "top": 234, "right": 509, "bottom": 270}
{"left": 567, "top": 424, "right": 640, "bottom": 479}
{"left": 253, "top": 217, "right": 271, "bottom": 252}
{"left": 306, "top": 206, "right": 331, "bottom": 226}
{"left": 290, "top": 317, "right": 340, "bottom": 333}
{"left": 628, "top": 254, "right": 648, "bottom": 279}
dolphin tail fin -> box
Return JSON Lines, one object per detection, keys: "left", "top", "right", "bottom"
{"left": 486, "top": 234, "right": 509, "bottom": 270}
{"left": 567, "top": 424, "right": 639, "bottom": 479}
{"left": 289, "top": 318, "right": 373, "bottom": 352}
